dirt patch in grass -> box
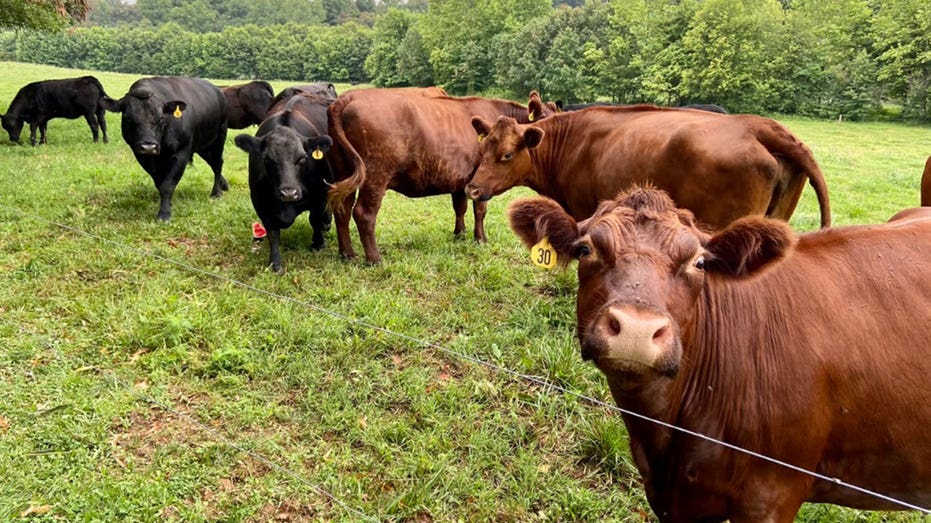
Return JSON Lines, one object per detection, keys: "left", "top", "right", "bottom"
{"left": 109, "top": 408, "right": 212, "bottom": 461}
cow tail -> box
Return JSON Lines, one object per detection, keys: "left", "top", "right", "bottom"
{"left": 921, "top": 156, "right": 931, "bottom": 207}
{"left": 87, "top": 76, "right": 119, "bottom": 112}
{"left": 326, "top": 96, "right": 365, "bottom": 213}
{"left": 759, "top": 123, "right": 832, "bottom": 228}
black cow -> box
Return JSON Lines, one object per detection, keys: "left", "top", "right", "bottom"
{"left": 2, "top": 76, "right": 114, "bottom": 145}
{"left": 556, "top": 101, "right": 728, "bottom": 114}
{"left": 107, "top": 77, "right": 229, "bottom": 221}
{"left": 220, "top": 80, "right": 274, "bottom": 129}
{"left": 234, "top": 94, "right": 335, "bottom": 272}
{"left": 268, "top": 82, "right": 338, "bottom": 109}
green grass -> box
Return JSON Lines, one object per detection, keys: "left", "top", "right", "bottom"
{"left": 2, "top": 61, "right": 931, "bottom": 522}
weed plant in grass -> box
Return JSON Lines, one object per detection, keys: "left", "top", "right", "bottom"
{"left": 2, "top": 61, "right": 931, "bottom": 522}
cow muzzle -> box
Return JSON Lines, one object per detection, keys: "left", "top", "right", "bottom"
{"left": 279, "top": 187, "right": 302, "bottom": 202}
{"left": 465, "top": 183, "right": 490, "bottom": 202}
{"left": 137, "top": 142, "right": 159, "bottom": 155}
{"left": 583, "top": 305, "right": 679, "bottom": 375}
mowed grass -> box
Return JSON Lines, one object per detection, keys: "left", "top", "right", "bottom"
{"left": 1, "top": 61, "right": 930, "bottom": 522}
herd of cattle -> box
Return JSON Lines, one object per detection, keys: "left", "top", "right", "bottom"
{"left": 3, "top": 74, "right": 931, "bottom": 522}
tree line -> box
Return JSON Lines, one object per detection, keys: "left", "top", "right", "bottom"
{"left": 1, "top": 0, "right": 929, "bottom": 122}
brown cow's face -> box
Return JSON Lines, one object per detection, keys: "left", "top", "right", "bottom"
{"left": 466, "top": 116, "right": 544, "bottom": 202}
{"left": 508, "top": 188, "right": 795, "bottom": 382}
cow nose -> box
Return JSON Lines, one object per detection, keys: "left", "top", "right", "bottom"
{"left": 279, "top": 187, "right": 301, "bottom": 202}
{"left": 596, "top": 306, "right": 673, "bottom": 367}
{"left": 465, "top": 183, "right": 483, "bottom": 201}
{"left": 138, "top": 143, "right": 159, "bottom": 155}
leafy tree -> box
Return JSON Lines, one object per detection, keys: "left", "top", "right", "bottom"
{"left": 873, "top": 0, "right": 931, "bottom": 121}
{"left": 1, "top": 0, "right": 89, "bottom": 30}
{"left": 397, "top": 25, "right": 434, "bottom": 85}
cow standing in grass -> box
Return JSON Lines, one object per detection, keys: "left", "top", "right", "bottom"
{"left": 235, "top": 93, "right": 335, "bottom": 273}
{"left": 325, "top": 89, "right": 554, "bottom": 263}
{"left": 2, "top": 76, "right": 114, "bottom": 145}
{"left": 107, "top": 77, "right": 229, "bottom": 221}
{"left": 508, "top": 187, "right": 931, "bottom": 522}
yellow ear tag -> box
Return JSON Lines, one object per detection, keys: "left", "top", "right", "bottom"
{"left": 477, "top": 134, "right": 485, "bottom": 143}
{"left": 528, "top": 112, "right": 535, "bottom": 122}
{"left": 173, "top": 105, "right": 182, "bottom": 118}
{"left": 311, "top": 148, "right": 324, "bottom": 160}
{"left": 531, "top": 236, "right": 557, "bottom": 269}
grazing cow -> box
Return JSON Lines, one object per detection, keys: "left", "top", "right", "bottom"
{"left": 2, "top": 76, "right": 114, "bottom": 145}
{"left": 508, "top": 187, "right": 931, "bottom": 522}
{"left": 234, "top": 93, "right": 335, "bottom": 272}
{"left": 468, "top": 105, "right": 831, "bottom": 230}
{"left": 221, "top": 80, "right": 274, "bottom": 129}
{"left": 325, "top": 89, "right": 552, "bottom": 263}
{"left": 107, "top": 77, "right": 229, "bottom": 221}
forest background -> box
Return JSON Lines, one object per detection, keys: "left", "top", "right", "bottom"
{"left": 1, "top": 0, "right": 929, "bottom": 122}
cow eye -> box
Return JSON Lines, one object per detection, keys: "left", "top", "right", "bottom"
{"left": 575, "top": 243, "right": 592, "bottom": 258}
{"left": 694, "top": 256, "right": 706, "bottom": 271}
{"left": 502, "top": 152, "right": 514, "bottom": 162}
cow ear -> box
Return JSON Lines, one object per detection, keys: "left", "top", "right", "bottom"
{"left": 522, "top": 127, "right": 544, "bottom": 149}
{"left": 472, "top": 117, "right": 492, "bottom": 139}
{"left": 704, "top": 216, "right": 796, "bottom": 278}
{"left": 528, "top": 91, "right": 546, "bottom": 121}
{"left": 304, "top": 135, "right": 333, "bottom": 154}
{"left": 234, "top": 134, "right": 262, "bottom": 155}
{"left": 163, "top": 101, "right": 187, "bottom": 116}
{"left": 508, "top": 197, "right": 580, "bottom": 266}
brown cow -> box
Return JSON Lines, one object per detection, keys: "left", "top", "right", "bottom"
{"left": 468, "top": 105, "right": 831, "bottom": 230}
{"left": 508, "top": 187, "right": 931, "bottom": 522}
{"left": 326, "top": 89, "right": 553, "bottom": 263}
{"left": 220, "top": 80, "right": 274, "bottom": 129}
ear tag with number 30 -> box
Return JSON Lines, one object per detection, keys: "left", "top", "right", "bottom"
{"left": 528, "top": 112, "right": 535, "bottom": 122}
{"left": 311, "top": 148, "right": 324, "bottom": 160}
{"left": 531, "top": 236, "right": 557, "bottom": 269}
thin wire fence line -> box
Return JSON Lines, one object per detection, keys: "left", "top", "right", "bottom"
{"left": 96, "top": 360, "right": 380, "bottom": 522}
{"left": 5, "top": 204, "right": 929, "bottom": 515}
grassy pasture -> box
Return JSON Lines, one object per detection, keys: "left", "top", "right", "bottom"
{"left": 1, "top": 61, "right": 930, "bottom": 522}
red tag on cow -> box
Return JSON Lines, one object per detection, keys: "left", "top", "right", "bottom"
{"left": 252, "top": 222, "right": 267, "bottom": 240}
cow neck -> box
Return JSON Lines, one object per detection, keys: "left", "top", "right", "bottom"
{"left": 525, "top": 113, "right": 591, "bottom": 211}
{"left": 525, "top": 118, "right": 574, "bottom": 199}
{"left": 609, "top": 274, "right": 794, "bottom": 480}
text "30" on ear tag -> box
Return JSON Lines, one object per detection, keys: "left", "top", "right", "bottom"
{"left": 531, "top": 236, "right": 557, "bottom": 269}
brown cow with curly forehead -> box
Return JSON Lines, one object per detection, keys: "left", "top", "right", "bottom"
{"left": 509, "top": 187, "right": 931, "bottom": 522}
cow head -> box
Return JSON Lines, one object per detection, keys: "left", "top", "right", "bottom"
{"left": 466, "top": 116, "right": 544, "bottom": 202}
{"left": 508, "top": 187, "right": 795, "bottom": 382}
{"left": 527, "top": 91, "right": 558, "bottom": 122}
{"left": 1, "top": 113, "right": 23, "bottom": 143}
{"left": 235, "top": 126, "right": 332, "bottom": 203}
{"left": 110, "top": 88, "right": 187, "bottom": 156}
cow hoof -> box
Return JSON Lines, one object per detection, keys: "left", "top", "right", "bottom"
{"left": 156, "top": 212, "right": 171, "bottom": 222}
{"left": 339, "top": 252, "right": 356, "bottom": 261}
{"left": 311, "top": 242, "right": 325, "bottom": 251}
{"left": 210, "top": 191, "right": 223, "bottom": 199}
{"left": 270, "top": 264, "right": 283, "bottom": 274}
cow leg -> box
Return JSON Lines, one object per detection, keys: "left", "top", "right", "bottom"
{"left": 84, "top": 113, "right": 100, "bottom": 143}
{"left": 353, "top": 184, "right": 387, "bottom": 264}
{"left": 334, "top": 193, "right": 357, "bottom": 260}
{"left": 97, "top": 107, "right": 109, "bottom": 143}
{"left": 153, "top": 157, "right": 186, "bottom": 221}
{"left": 267, "top": 228, "right": 283, "bottom": 273}
{"left": 28, "top": 122, "right": 38, "bottom": 146}
{"left": 473, "top": 198, "right": 488, "bottom": 243}
{"left": 39, "top": 121, "right": 48, "bottom": 144}
{"left": 309, "top": 205, "right": 329, "bottom": 250}
{"left": 452, "top": 191, "right": 468, "bottom": 237}
{"left": 200, "top": 148, "right": 228, "bottom": 198}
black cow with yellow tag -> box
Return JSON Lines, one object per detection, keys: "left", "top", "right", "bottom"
{"left": 107, "top": 76, "right": 229, "bottom": 221}
{"left": 234, "top": 93, "right": 334, "bottom": 273}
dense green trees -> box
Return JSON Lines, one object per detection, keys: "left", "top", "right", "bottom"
{"left": 4, "top": 0, "right": 931, "bottom": 121}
